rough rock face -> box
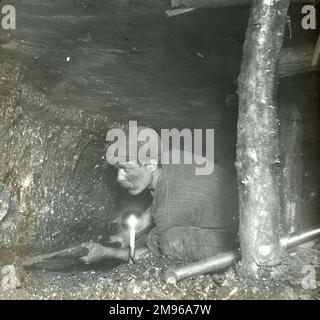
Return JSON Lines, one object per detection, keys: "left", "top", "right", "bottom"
{"left": 1, "top": 265, "right": 22, "bottom": 291}
{"left": 0, "top": 61, "right": 120, "bottom": 260}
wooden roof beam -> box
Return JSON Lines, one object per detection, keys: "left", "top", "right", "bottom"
{"left": 171, "top": 0, "right": 315, "bottom": 10}
{"left": 279, "top": 44, "right": 320, "bottom": 77}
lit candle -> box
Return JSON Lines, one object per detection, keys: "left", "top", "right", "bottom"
{"left": 127, "top": 215, "right": 138, "bottom": 264}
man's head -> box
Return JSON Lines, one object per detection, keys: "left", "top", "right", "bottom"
{"left": 106, "top": 123, "right": 162, "bottom": 195}
{"left": 113, "top": 159, "right": 158, "bottom": 195}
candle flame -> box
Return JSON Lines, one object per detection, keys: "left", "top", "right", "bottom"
{"left": 127, "top": 215, "right": 138, "bottom": 229}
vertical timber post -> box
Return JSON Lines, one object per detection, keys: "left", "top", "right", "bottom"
{"left": 236, "top": 0, "right": 290, "bottom": 274}
{"left": 280, "top": 103, "right": 303, "bottom": 233}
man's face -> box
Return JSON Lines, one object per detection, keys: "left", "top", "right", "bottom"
{"left": 115, "top": 161, "right": 152, "bottom": 195}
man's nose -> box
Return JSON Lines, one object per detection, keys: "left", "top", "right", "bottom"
{"left": 117, "top": 168, "right": 126, "bottom": 182}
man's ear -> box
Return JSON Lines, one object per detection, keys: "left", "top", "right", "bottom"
{"left": 147, "top": 159, "right": 158, "bottom": 173}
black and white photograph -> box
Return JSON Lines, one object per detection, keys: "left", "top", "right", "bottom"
{"left": 0, "top": 0, "right": 319, "bottom": 303}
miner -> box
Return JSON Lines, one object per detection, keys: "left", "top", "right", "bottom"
{"left": 80, "top": 125, "right": 238, "bottom": 264}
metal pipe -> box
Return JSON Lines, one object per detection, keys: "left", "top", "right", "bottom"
{"left": 283, "top": 224, "right": 320, "bottom": 249}
{"left": 164, "top": 250, "right": 240, "bottom": 284}
{"left": 163, "top": 225, "right": 320, "bottom": 284}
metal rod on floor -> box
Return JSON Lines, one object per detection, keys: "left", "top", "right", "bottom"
{"left": 164, "top": 225, "right": 320, "bottom": 284}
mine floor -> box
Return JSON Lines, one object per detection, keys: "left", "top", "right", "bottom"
{"left": 1, "top": 243, "right": 320, "bottom": 300}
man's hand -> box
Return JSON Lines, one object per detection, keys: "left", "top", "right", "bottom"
{"left": 79, "top": 242, "right": 150, "bottom": 263}
{"left": 108, "top": 206, "right": 154, "bottom": 248}
{"left": 79, "top": 242, "right": 109, "bottom": 264}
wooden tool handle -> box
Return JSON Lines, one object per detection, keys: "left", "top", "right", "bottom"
{"left": 23, "top": 245, "right": 90, "bottom": 267}
{"left": 53, "top": 246, "right": 90, "bottom": 259}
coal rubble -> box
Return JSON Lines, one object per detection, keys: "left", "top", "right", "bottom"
{"left": 0, "top": 244, "right": 319, "bottom": 300}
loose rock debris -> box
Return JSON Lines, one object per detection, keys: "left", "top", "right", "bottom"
{"left": 0, "top": 245, "right": 319, "bottom": 299}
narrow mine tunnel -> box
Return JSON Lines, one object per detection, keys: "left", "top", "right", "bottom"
{"left": 0, "top": 0, "right": 319, "bottom": 299}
